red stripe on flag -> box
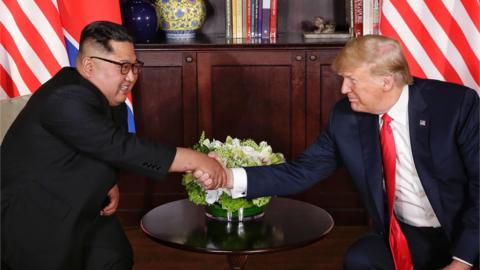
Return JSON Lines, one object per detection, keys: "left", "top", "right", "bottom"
{"left": 34, "top": 0, "right": 65, "bottom": 44}
{"left": 0, "top": 65, "right": 20, "bottom": 98}
{"left": 380, "top": 14, "right": 427, "bottom": 79}
{"left": 4, "top": 0, "right": 62, "bottom": 77}
{"left": 460, "top": 0, "right": 480, "bottom": 32}
{"left": 0, "top": 24, "right": 42, "bottom": 93}
{"left": 389, "top": 0, "right": 463, "bottom": 85}
{"left": 425, "top": 0, "right": 479, "bottom": 86}
{"left": 58, "top": 1, "right": 122, "bottom": 42}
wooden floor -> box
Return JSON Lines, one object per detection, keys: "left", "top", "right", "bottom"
{"left": 125, "top": 226, "right": 368, "bottom": 270}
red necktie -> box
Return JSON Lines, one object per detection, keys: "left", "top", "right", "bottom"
{"left": 380, "top": 114, "right": 413, "bottom": 270}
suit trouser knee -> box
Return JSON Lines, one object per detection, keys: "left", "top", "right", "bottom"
{"left": 343, "top": 232, "right": 394, "bottom": 270}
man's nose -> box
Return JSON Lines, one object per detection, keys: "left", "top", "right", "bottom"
{"left": 125, "top": 69, "right": 136, "bottom": 82}
{"left": 340, "top": 81, "right": 350, "bottom": 94}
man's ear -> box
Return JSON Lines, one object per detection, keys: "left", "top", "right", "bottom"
{"left": 382, "top": 75, "right": 395, "bottom": 92}
{"left": 79, "top": 56, "right": 94, "bottom": 78}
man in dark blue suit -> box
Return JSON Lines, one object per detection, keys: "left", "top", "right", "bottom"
{"left": 198, "top": 35, "right": 479, "bottom": 269}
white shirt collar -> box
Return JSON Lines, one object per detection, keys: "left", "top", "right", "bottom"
{"left": 383, "top": 85, "right": 409, "bottom": 126}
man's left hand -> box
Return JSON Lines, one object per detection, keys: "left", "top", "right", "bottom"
{"left": 100, "top": 184, "right": 120, "bottom": 216}
{"left": 442, "top": 260, "right": 471, "bottom": 270}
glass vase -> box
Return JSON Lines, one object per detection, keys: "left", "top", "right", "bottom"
{"left": 205, "top": 203, "right": 266, "bottom": 222}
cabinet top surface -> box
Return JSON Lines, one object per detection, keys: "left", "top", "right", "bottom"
{"left": 135, "top": 33, "right": 348, "bottom": 50}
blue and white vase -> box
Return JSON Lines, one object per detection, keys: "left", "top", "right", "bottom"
{"left": 121, "top": 0, "right": 158, "bottom": 43}
{"left": 155, "top": 0, "right": 206, "bottom": 39}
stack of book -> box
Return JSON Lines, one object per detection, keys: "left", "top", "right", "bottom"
{"left": 225, "top": 0, "right": 278, "bottom": 39}
{"left": 352, "top": 0, "right": 380, "bottom": 37}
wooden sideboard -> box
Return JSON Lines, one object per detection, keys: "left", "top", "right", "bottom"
{"left": 117, "top": 38, "right": 367, "bottom": 226}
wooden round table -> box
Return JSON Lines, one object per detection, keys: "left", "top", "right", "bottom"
{"left": 140, "top": 197, "right": 334, "bottom": 270}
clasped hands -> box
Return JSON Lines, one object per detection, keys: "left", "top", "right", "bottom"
{"left": 193, "top": 152, "right": 233, "bottom": 190}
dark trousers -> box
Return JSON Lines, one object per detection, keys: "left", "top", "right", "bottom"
{"left": 344, "top": 221, "right": 453, "bottom": 270}
{"left": 83, "top": 215, "right": 133, "bottom": 270}
{"left": 2, "top": 215, "right": 132, "bottom": 270}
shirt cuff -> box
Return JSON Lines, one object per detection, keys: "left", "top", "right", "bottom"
{"left": 452, "top": 256, "right": 473, "bottom": 267}
{"left": 230, "top": 168, "right": 248, "bottom": 198}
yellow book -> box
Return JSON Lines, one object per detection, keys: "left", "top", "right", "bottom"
{"left": 232, "top": 0, "right": 237, "bottom": 38}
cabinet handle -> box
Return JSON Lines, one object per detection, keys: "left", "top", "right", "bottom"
{"left": 309, "top": 55, "right": 318, "bottom": 61}
{"left": 185, "top": 56, "right": 193, "bottom": 63}
{"left": 295, "top": 55, "right": 303, "bottom": 61}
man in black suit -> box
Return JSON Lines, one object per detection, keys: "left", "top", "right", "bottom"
{"left": 198, "top": 35, "right": 479, "bottom": 269}
{"left": 1, "top": 21, "right": 226, "bottom": 270}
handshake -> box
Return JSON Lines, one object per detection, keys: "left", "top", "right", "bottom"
{"left": 192, "top": 152, "right": 233, "bottom": 190}
{"left": 170, "top": 147, "right": 233, "bottom": 190}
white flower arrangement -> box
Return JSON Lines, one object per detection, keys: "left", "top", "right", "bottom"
{"left": 182, "top": 132, "right": 285, "bottom": 213}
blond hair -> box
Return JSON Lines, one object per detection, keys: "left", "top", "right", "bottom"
{"left": 332, "top": 35, "right": 413, "bottom": 85}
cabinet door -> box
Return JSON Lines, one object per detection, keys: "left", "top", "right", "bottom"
{"left": 303, "top": 49, "right": 367, "bottom": 225}
{"left": 118, "top": 51, "right": 197, "bottom": 225}
{"left": 197, "top": 50, "right": 306, "bottom": 159}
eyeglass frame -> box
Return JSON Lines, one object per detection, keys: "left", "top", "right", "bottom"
{"left": 89, "top": 56, "right": 144, "bottom": 75}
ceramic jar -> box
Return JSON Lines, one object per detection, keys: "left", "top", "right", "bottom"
{"left": 155, "top": 0, "right": 206, "bottom": 39}
{"left": 121, "top": 0, "right": 158, "bottom": 43}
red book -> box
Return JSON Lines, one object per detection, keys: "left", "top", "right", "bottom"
{"left": 269, "top": 0, "right": 277, "bottom": 38}
{"left": 353, "top": 0, "right": 363, "bottom": 37}
{"left": 246, "top": 0, "right": 252, "bottom": 38}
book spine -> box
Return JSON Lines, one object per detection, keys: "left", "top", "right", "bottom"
{"left": 261, "top": 0, "right": 270, "bottom": 38}
{"left": 232, "top": 0, "right": 237, "bottom": 38}
{"left": 269, "top": 0, "right": 278, "bottom": 38}
{"left": 242, "top": 0, "right": 247, "bottom": 38}
{"left": 353, "top": 0, "right": 363, "bottom": 37}
{"left": 246, "top": 0, "right": 252, "bottom": 38}
{"left": 253, "top": 0, "right": 259, "bottom": 37}
{"left": 372, "top": 0, "right": 380, "bottom": 35}
{"left": 362, "top": 0, "right": 373, "bottom": 35}
{"left": 257, "top": 0, "right": 262, "bottom": 38}
{"left": 251, "top": 0, "right": 256, "bottom": 38}
{"left": 236, "top": 0, "right": 243, "bottom": 38}
{"left": 225, "top": 0, "right": 233, "bottom": 38}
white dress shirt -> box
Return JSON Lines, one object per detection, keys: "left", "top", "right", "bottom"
{"left": 380, "top": 86, "right": 440, "bottom": 227}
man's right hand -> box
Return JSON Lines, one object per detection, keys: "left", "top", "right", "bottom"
{"left": 194, "top": 152, "right": 233, "bottom": 190}
{"left": 169, "top": 148, "right": 228, "bottom": 189}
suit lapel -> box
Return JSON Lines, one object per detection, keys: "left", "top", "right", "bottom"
{"left": 357, "top": 112, "right": 386, "bottom": 228}
{"left": 408, "top": 84, "right": 444, "bottom": 223}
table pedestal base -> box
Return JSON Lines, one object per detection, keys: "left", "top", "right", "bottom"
{"left": 227, "top": 255, "right": 248, "bottom": 270}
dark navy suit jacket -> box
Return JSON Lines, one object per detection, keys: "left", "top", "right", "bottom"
{"left": 246, "top": 78, "right": 479, "bottom": 263}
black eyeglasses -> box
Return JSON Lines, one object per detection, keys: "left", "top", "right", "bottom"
{"left": 89, "top": 56, "right": 144, "bottom": 75}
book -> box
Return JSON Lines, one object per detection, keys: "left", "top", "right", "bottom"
{"left": 353, "top": 0, "right": 363, "bottom": 37}
{"left": 242, "top": 0, "right": 247, "bottom": 38}
{"left": 250, "top": 0, "right": 257, "bottom": 38}
{"left": 261, "top": 0, "right": 270, "bottom": 38}
{"left": 269, "top": 0, "right": 278, "bottom": 38}
{"left": 257, "top": 0, "right": 263, "bottom": 38}
{"left": 372, "top": 0, "right": 380, "bottom": 35}
{"left": 225, "top": 0, "right": 233, "bottom": 38}
{"left": 362, "top": 0, "right": 373, "bottom": 35}
{"left": 246, "top": 0, "right": 252, "bottom": 38}
{"left": 236, "top": 0, "right": 243, "bottom": 38}
{"left": 232, "top": 0, "right": 237, "bottom": 38}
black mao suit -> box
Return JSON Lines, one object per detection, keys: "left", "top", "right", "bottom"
{"left": 1, "top": 67, "right": 176, "bottom": 270}
{"left": 245, "top": 78, "right": 479, "bottom": 266}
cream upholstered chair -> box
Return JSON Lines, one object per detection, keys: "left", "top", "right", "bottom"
{"left": 0, "top": 94, "right": 32, "bottom": 142}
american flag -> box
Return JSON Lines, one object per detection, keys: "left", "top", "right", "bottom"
{"left": 0, "top": 0, "right": 136, "bottom": 132}
{"left": 380, "top": 0, "right": 480, "bottom": 92}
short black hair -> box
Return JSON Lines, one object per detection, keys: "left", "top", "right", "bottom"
{"left": 79, "top": 21, "right": 133, "bottom": 53}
